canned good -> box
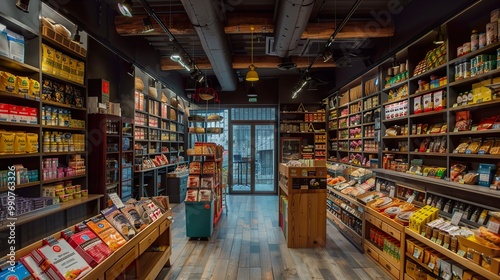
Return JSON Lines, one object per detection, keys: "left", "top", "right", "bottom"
{"left": 477, "top": 64, "right": 484, "bottom": 75}
{"left": 470, "top": 57, "right": 477, "bottom": 68}
{"left": 471, "top": 30, "right": 479, "bottom": 51}
{"left": 471, "top": 66, "right": 477, "bottom": 77}
{"left": 463, "top": 42, "right": 471, "bottom": 54}
{"left": 463, "top": 62, "right": 471, "bottom": 78}
{"left": 484, "top": 61, "right": 492, "bottom": 72}
{"left": 479, "top": 32, "right": 486, "bottom": 48}
{"left": 486, "top": 22, "right": 498, "bottom": 45}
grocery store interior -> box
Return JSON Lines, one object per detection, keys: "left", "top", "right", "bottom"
{"left": 1, "top": 0, "right": 500, "bottom": 279}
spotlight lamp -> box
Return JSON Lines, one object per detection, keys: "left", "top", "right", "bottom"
{"left": 433, "top": 28, "right": 445, "bottom": 45}
{"left": 247, "top": 83, "right": 258, "bottom": 97}
{"left": 142, "top": 17, "right": 154, "bottom": 33}
{"left": 16, "top": 0, "right": 30, "bottom": 13}
{"left": 322, "top": 48, "right": 333, "bottom": 63}
{"left": 118, "top": 0, "right": 133, "bottom": 17}
{"left": 72, "top": 26, "right": 82, "bottom": 44}
{"left": 170, "top": 54, "right": 192, "bottom": 71}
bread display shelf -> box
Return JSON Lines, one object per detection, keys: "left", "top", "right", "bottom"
{"left": 42, "top": 26, "right": 87, "bottom": 58}
{"left": 15, "top": 208, "right": 173, "bottom": 280}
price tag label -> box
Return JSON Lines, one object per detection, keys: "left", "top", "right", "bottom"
{"left": 443, "top": 243, "right": 450, "bottom": 249}
{"left": 407, "top": 194, "right": 415, "bottom": 204}
{"left": 413, "top": 247, "right": 422, "bottom": 259}
{"left": 487, "top": 221, "right": 500, "bottom": 234}
{"left": 428, "top": 262, "right": 435, "bottom": 270}
{"left": 451, "top": 211, "right": 464, "bottom": 226}
{"left": 436, "top": 239, "right": 442, "bottom": 245}
{"left": 457, "top": 250, "right": 466, "bottom": 257}
{"left": 108, "top": 193, "right": 125, "bottom": 209}
{"left": 421, "top": 231, "right": 426, "bottom": 237}
{"left": 443, "top": 273, "right": 451, "bottom": 280}
{"left": 431, "top": 237, "right": 437, "bottom": 243}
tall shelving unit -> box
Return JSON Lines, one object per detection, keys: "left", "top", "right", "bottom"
{"left": 279, "top": 103, "right": 326, "bottom": 161}
{"left": 324, "top": 1, "right": 500, "bottom": 279}
{"left": 132, "top": 70, "right": 187, "bottom": 199}
{"left": 0, "top": 4, "right": 102, "bottom": 256}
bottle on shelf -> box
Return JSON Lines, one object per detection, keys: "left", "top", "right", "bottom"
{"left": 470, "top": 207, "right": 480, "bottom": 223}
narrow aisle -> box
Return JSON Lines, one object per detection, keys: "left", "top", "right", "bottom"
{"left": 158, "top": 195, "right": 388, "bottom": 280}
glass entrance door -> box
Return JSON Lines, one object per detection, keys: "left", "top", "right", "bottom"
{"left": 230, "top": 123, "right": 276, "bottom": 193}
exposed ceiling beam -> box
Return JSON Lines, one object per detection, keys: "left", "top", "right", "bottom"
{"left": 115, "top": 13, "right": 394, "bottom": 39}
{"left": 160, "top": 56, "right": 336, "bottom": 70}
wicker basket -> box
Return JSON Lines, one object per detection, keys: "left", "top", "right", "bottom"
{"left": 135, "top": 77, "right": 144, "bottom": 92}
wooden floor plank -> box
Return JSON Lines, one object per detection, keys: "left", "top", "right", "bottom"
{"left": 158, "top": 195, "right": 389, "bottom": 280}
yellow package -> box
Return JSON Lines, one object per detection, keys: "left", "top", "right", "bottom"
{"left": 52, "top": 51, "right": 62, "bottom": 77}
{"left": 41, "top": 44, "right": 54, "bottom": 74}
{"left": 25, "top": 133, "right": 38, "bottom": 153}
{"left": 68, "top": 58, "right": 77, "bottom": 82}
{"left": 29, "top": 79, "right": 40, "bottom": 98}
{"left": 60, "top": 54, "right": 70, "bottom": 80}
{"left": 0, "top": 71, "right": 16, "bottom": 93}
{"left": 14, "top": 132, "right": 26, "bottom": 153}
{"left": 16, "top": 76, "right": 29, "bottom": 95}
{"left": 76, "top": 60, "right": 85, "bottom": 85}
{"left": 0, "top": 131, "right": 15, "bottom": 154}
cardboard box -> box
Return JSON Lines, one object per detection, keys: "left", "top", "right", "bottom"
{"left": 0, "top": 24, "right": 9, "bottom": 58}
{"left": 7, "top": 30, "right": 24, "bottom": 63}
{"left": 433, "top": 90, "right": 445, "bottom": 111}
{"left": 458, "top": 236, "right": 500, "bottom": 258}
{"left": 8, "top": 104, "right": 18, "bottom": 122}
{"left": 472, "top": 80, "right": 492, "bottom": 103}
{"left": 17, "top": 106, "right": 30, "bottom": 123}
{"left": 31, "top": 238, "right": 91, "bottom": 280}
{"left": 490, "top": 258, "right": 500, "bottom": 276}
{"left": 20, "top": 254, "right": 51, "bottom": 280}
{"left": 413, "top": 96, "right": 422, "bottom": 114}
{"left": 0, "top": 103, "right": 9, "bottom": 122}
{"left": 52, "top": 51, "right": 62, "bottom": 77}
{"left": 405, "top": 260, "right": 417, "bottom": 279}
{"left": 85, "top": 215, "right": 127, "bottom": 251}
{"left": 423, "top": 93, "right": 434, "bottom": 112}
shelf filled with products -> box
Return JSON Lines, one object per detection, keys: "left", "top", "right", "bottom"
{"left": 279, "top": 103, "right": 326, "bottom": 161}
{"left": 184, "top": 142, "right": 223, "bottom": 238}
{"left": 278, "top": 160, "right": 327, "bottom": 248}
{"left": 87, "top": 114, "right": 134, "bottom": 207}
{"left": 132, "top": 71, "right": 187, "bottom": 198}
{"left": 0, "top": 4, "right": 104, "bottom": 256}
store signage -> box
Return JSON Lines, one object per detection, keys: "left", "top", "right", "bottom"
{"left": 248, "top": 97, "right": 257, "bottom": 102}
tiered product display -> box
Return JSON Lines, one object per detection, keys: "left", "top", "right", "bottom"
{"left": 133, "top": 72, "right": 187, "bottom": 198}
{"left": 278, "top": 160, "right": 327, "bottom": 248}
{"left": 280, "top": 103, "right": 326, "bottom": 161}
{"left": 0, "top": 5, "right": 102, "bottom": 256}
{"left": 2, "top": 195, "right": 172, "bottom": 280}
{"left": 185, "top": 142, "right": 224, "bottom": 238}
{"left": 87, "top": 114, "right": 134, "bottom": 207}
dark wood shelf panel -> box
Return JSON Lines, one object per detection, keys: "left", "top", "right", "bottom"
{"left": 0, "top": 195, "right": 102, "bottom": 232}
{"left": 382, "top": 135, "right": 408, "bottom": 139}
{"left": 382, "top": 79, "right": 408, "bottom": 92}
{"left": 42, "top": 72, "right": 86, "bottom": 88}
{"left": 449, "top": 153, "right": 500, "bottom": 159}
{"left": 0, "top": 90, "right": 40, "bottom": 103}
{"left": 0, "top": 153, "right": 40, "bottom": 159}
{"left": 448, "top": 67, "right": 500, "bottom": 87}
{"left": 0, "top": 181, "right": 40, "bottom": 192}
{"left": 382, "top": 116, "right": 408, "bottom": 123}
{"left": 449, "top": 41, "right": 500, "bottom": 65}
{"left": 42, "top": 174, "right": 86, "bottom": 184}
{"left": 0, "top": 121, "right": 39, "bottom": 128}
{"left": 363, "top": 122, "right": 376, "bottom": 126}
{"left": 448, "top": 129, "right": 500, "bottom": 136}
{"left": 409, "top": 110, "right": 446, "bottom": 119}
{"left": 382, "top": 97, "right": 409, "bottom": 107}
{"left": 42, "top": 151, "right": 86, "bottom": 156}
{"left": 408, "top": 152, "right": 447, "bottom": 157}
{"left": 409, "top": 84, "right": 447, "bottom": 98}
{"left": 448, "top": 99, "right": 500, "bottom": 112}
{"left": 409, "top": 133, "right": 446, "bottom": 138}
{"left": 42, "top": 125, "right": 86, "bottom": 132}
{"left": 42, "top": 100, "right": 86, "bottom": 111}
{"left": 0, "top": 55, "right": 39, "bottom": 73}
{"left": 382, "top": 151, "right": 408, "bottom": 154}
{"left": 42, "top": 35, "right": 86, "bottom": 60}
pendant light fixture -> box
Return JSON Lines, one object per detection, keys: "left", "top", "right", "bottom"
{"left": 246, "top": 26, "right": 259, "bottom": 82}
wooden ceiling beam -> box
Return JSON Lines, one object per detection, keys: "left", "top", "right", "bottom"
{"left": 115, "top": 13, "right": 394, "bottom": 39}
{"left": 160, "top": 56, "right": 335, "bottom": 71}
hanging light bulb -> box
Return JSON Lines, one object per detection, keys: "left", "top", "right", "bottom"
{"left": 246, "top": 26, "right": 259, "bottom": 82}
{"left": 118, "top": 0, "right": 133, "bottom": 17}
{"left": 142, "top": 16, "right": 154, "bottom": 33}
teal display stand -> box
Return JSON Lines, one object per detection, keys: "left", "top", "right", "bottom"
{"left": 185, "top": 200, "right": 214, "bottom": 238}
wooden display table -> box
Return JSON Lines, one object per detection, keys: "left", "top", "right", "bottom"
{"left": 15, "top": 209, "right": 173, "bottom": 280}
{"left": 278, "top": 161, "right": 327, "bottom": 248}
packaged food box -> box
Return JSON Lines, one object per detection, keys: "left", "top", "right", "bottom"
{"left": 120, "top": 204, "right": 146, "bottom": 232}
{"left": 423, "top": 93, "right": 434, "bottom": 112}
{"left": 0, "top": 103, "right": 9, "bottom": 121}
{"left": 433, "top": 90, "right": 445, "bottom": 111}
{"left": 67, "top": 229, "right": 112, "bottom": 267}
{"left": 41, "top": 44, "right": 54, "bottom": 74}
{"left": 101, "top": 205, "right": 136, "bottom": 240}
{"left": 20, "top": 254, "right": 51, "bottom": 280}
{"left": 7, "top": 30, "right": 24, "bottom": 63}
{"left": 30, "top": 238, "right": 91, "bottom": 280}
{"left": 0, "top": 261, "right": 32, "bottom": 280}
{"left": 413, "top": 96, "right": 422, "bottom": 114}
{"left": 0, "top": 24, "right": 9, "bottom": 58}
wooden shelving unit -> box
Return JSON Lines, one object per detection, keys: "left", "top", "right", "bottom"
{"left": 278, "top": 161, "right": 327, "bottom": 248}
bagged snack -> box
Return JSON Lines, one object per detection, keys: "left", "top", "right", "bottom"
{"left": 101, "top": 205, "right": 136, "bottom": 240}
{"left": 41, "top": 44, "right": 54, "bottom": 74}
{"left": 465, "top": 138, "right": 481, "bottom": 154}
{"left": 453, "top": 138, "right": 471, "bottom": 153}
{"left": 16, "top": 76, "right": 29, "bottom": 95}
{"left": 490, "top": 138, "right": 500, "bottom": 154}
{"left": 29, "top": 78, "right": 40, "bottom": 98}
{"left": 455, "top": 111, "right": 471, "bottom": 131}
{"left": 14, "top": 132, "right": 26, "bottom": 153}
{"left": 0, "top": 71, "right": 16, "bottom": 92}
{"left": 25, "top": 133, "right": 38, "bottom": 153}
{"left": 477, "top": 116, "right": 498, "bottom": 130}
{"left": 0, "top": 131, "right": 15, "bottom": 154}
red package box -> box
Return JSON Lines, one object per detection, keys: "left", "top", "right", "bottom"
{"left": 67, "top": 229, "right": 113, "bottom": 267}
{"left": 8, "top": 104, "right": 18, "bottom": 122}
{"left": 30, "top": 238, "right": 91, "bottom": 280}
{"left": 20, "top": 254, "right": 51, "bottom": 280}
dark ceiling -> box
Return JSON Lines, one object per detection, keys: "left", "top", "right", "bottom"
{"left": 99, "top": 0, "right": 478, "bottom": 98}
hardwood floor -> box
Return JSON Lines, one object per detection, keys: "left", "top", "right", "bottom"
{"left": 157, "top": 195, "right": 389, "bottom": 280}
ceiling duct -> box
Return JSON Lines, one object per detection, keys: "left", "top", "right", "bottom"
{"left": 180, "top": 0, "right": 237, "bottom": 91}
{"left": 273, "top": 0, "right": 315, "bottom": 58}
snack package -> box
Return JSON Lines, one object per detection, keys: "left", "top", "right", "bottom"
{"left": 67, "top": 229, "right": 113, "bottom": 267}
{"left": 101, "top": 205, "right": 136, "bottom": 240}
{"left": 0, "top": 71, "right": 16, "bottom": 92}
{"left": 85, "top": 215, "right": 127, "bottom": 251}
{"left": 120, "top": 204, "right": 147, "bottom": 231}
{"left": 477, "top": 116, "right": 498, "bottom": 130}
{"left": 465, "top": 138, "right": 481, "bottom": 154}
{"left": 455, "top": 111, "right": 471, "bottom": 131}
